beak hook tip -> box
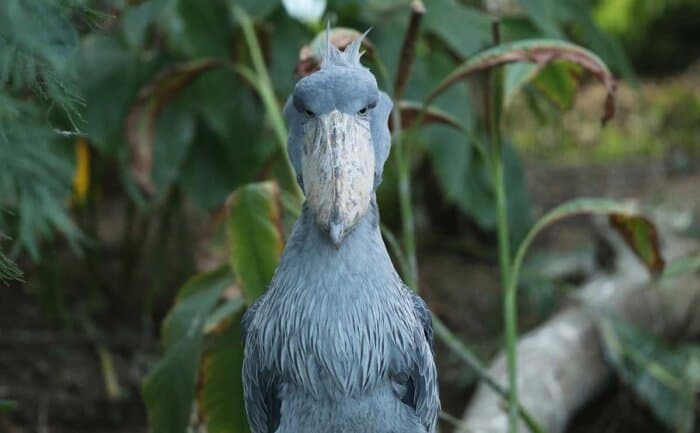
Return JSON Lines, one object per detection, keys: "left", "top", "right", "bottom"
{"left": 329, "top": 221, "right": 344, "bottom": 248}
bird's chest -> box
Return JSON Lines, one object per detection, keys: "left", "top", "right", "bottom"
{"left": 255, "top": 284, "right": 415, "bottom": 397}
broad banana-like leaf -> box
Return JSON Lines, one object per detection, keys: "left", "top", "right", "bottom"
{"left": 226, "top": 181, "right": 285, "bottom": 304}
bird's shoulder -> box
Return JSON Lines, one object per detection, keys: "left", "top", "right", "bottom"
{"left": 407, "top": 288, "right": 434, "bottom": 350}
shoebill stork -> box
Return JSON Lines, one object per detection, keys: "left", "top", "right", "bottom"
{"left": 242, "top": 31, "right": 440, "bottom": 433}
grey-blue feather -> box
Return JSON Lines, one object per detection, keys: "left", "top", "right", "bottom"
{"left": 243, "top": 30, "right": 439, "bottom": 433}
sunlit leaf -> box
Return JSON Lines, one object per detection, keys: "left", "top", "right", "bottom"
{"left": 427, "top": 38, "right": 618, "bottom": 123}
{"left": 143, "top": 266, "right": 234, "bottom": 433}
{"left": 198, "top": 303, "right": 249, "bottom": 433}
{"left": 126, "top": 58, "right": 220, "bottom": 194}
{"left": 599, "top": 316, "right": 696, "bottom": 433}
{"left": 226, "top": 181, "right": 285, "bottom": 304}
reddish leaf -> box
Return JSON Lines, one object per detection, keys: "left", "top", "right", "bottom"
{"left": 427, "top": 39, "right": 618, "bottom": 124}
{"left": 609, "top": 213, "right": 665, "bottom": 275}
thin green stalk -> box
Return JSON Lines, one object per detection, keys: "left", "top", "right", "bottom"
{"left": 496, "top": 156, "right": 519, "bottom": 433}
{"left": 392, "top": 109, "right": 419, "bottom": 288}
{"left": 486, "top": 21, "right": 519, "bottom": 433}
{"left": 233, "top": 6, "right": 302, "bottom": 201}
{"left": 382, "top": 1, "right": 425, "bottom": 290}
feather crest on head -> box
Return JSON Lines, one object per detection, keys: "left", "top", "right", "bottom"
{"left": 321, "top": 23, "right": 370, "bottom": 69}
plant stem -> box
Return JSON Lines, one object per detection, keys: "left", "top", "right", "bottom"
{"left": 393, "top": 121, "right": 419, "bottom": 288}
{"left": 390, "top": 0, "right": 425, "bottom": 289}
{"left": 233, "top": 5, "right": 302, "bottom": 201}
{"left": 487, "top": 20, "right": 519, "bottom": 433}
{"left": 496, "top": 155, "right": 519, "bottom": 433}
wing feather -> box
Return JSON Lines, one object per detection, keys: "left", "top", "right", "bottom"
{"left": 408, "top": 291, "right": 440, "bottom": 432}
{"left": 242, "top": 301, "right": 280, "bottom": 433}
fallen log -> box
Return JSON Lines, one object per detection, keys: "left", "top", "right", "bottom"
{"left": 461, "top": 223, "right": 700, "bottom": 433}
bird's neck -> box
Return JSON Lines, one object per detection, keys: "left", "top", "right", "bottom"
{"left": 274, "top": 195, "right": 399, "bottom": 288}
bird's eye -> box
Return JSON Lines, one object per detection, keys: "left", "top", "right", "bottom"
{"left": 304, "top": 109, "right": 315, "bottom": 117}
{"left": 358, "top": 106, "right": 369, "bottom": 116}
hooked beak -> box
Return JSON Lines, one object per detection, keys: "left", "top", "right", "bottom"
{"left": 302, "top": 109, "right": 375, "bottom": 247}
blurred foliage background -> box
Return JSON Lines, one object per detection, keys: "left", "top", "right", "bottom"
{"left": 0, "top": 0, "right": 699, "bottom": 432}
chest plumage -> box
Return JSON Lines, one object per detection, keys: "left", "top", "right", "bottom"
{"left": 247, "top": 205, "right": 420, "bottom": 398}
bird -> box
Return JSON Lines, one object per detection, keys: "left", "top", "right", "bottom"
{"left": 241, "top": 30, "right": 440, "bottom": 433}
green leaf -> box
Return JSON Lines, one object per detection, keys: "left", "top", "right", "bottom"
{"left": 518, "top": 0, "right": 564, "bottom": 39}
{"left": 187, "top": 69, "right": 276, "bottom": 203}
{"left": 423, "top": 0, "right": 492, "bottom": 59}
{"left": 504, "top": 62, "right": 539, "bottom": 106}
{"left": 427, "top": 38, "right": 618, "bottom": 123}
{"left": 268, "top": 11, "right": 310, "bottom": 95}
{"left": 204, "top": 296, "right": 247, "bottom": 334}
{"left": 232, "top": 0, "right": 279, "bottom": 19}
{"left": 143, "top": 334, "right": 204, "bottom": 433}
{"left": 159, "top": 0, "right": 231, "bottom": 58}
{"left": 161, "top": 266, "right": 234, "bottom": 347}
{"left": 122, "top": 1, "right": 157, "bottom": 49}
{"left": 226, "top": 181, "right": 285, "bottom": 304}
{"left": 199, "top": 303, "right": 249, "bottom": 433}
{"left": 179, "top": 128, "right": 251, "bottom": 211}
{"left": 599, "top": 317, "right": 696, "bottom": 433}
{"left": 78, "top": 34, "right": 142, "bottom": 155}
{"left": 531, "top": 61, "right": 580, "bottom": 110}
{"left": 143, "top": 267, "right": 234, "bottom": 433}
{"left": 509, "top": 199, "right": 665, "bottom": 302}
{"left": 608, "top": 213, "right": 665, "bottom": 275}
{"left": 150, "top": 95, "right": 196, "bottom": 196}
{"left": 125, "top": 58, "right": 220, "bottom": 194}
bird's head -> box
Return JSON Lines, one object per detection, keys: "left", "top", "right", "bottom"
{"left": 284, "top": 30, "right": 392, "bottom": 247}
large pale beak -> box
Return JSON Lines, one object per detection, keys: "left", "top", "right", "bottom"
{"left": 302, "top": 109, "right": 375, "bottom": 247}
